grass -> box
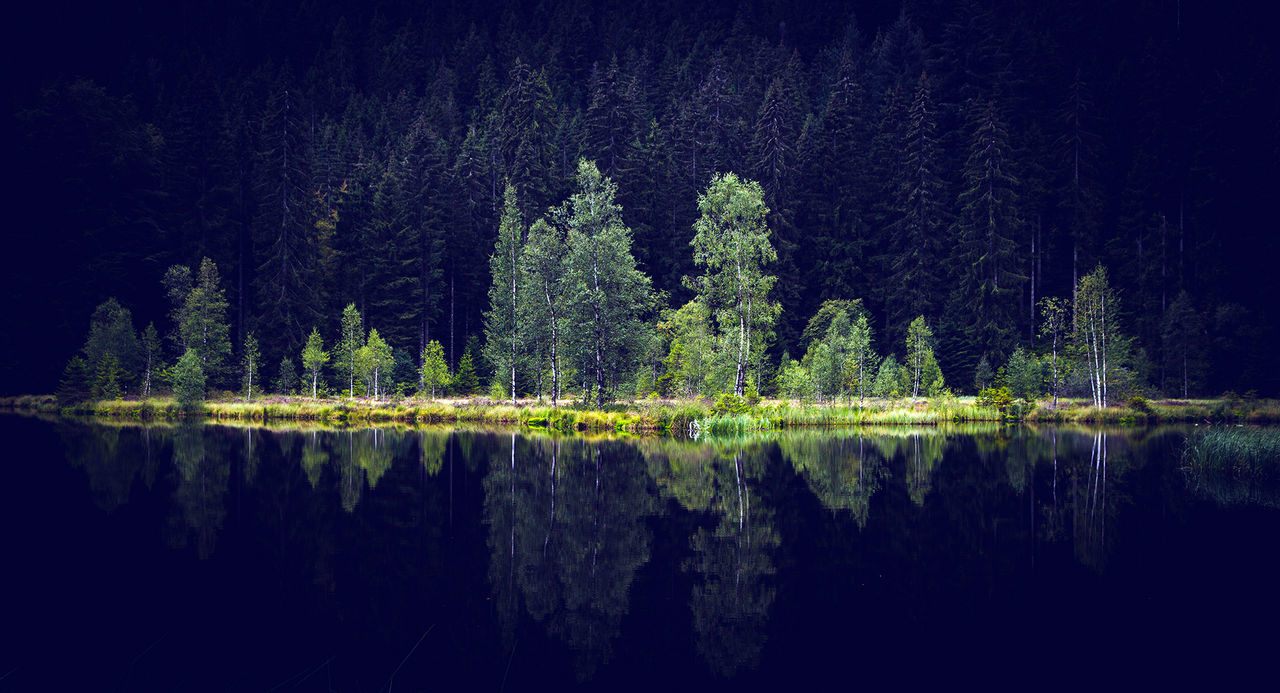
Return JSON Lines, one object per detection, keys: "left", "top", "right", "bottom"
{"left": 1181, "top": 427, "right": 1280, "bottom": 508}
{"left": 5, "top": 391, "right": 1278, "bottom": 434}
{"left": 1182, "top": 427, "right": 1280, "bottom": 481}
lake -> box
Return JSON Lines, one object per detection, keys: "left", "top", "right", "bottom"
{"left": 2, "top": 415, "right": 1278, "bottom": 690}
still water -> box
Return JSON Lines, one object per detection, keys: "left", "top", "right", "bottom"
{"left": 2, "top": 415, "right": 1278, "bottom": 690}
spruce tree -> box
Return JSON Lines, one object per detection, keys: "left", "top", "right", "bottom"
{"left": 887, "top": 73, "right": 947, "bottom": 343}
{"left": 484, "top": 184, "right": 523, "bottom": 405}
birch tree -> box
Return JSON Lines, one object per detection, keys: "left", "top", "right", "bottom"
{"left": 1073, "top": 265, "right": 1121, "bottom": 407}
{"left": 301, "top": 327, "right": 328, "bottom": 397}
{"left": 336, "top": 303, "right": 363, "bottom": 398}
{"left": 141, "top": 322, "right": 161, "bottom": 398}
{"left": 562, "top": 159, "right": 651, "bottom": 407}
{"left": 419, "top": 340, "right": 450, "bottom": 400}
{"left": 1039, "top": 296, "right": 1069, "bottom": 408}
{"left": 689, "top": 172, "right": 777, "bottom": 397}
{"left": 521, "top": 217, "right": 567, "bottom": 405}
{"left": 484, "top": 184, "right": 523, "bottom": 405}
{"left": 905, "top": 316, "right": 937, "bottom": 398}
{"left": 241, "top": 332, "right": 260, "bottom": 401}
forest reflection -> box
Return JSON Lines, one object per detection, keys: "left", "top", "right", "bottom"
{"left": 54, "top": 420, "right": 1258, "bottom": 679}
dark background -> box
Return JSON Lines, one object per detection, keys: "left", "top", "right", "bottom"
{"left": 4, "top": 0, "right": 1278, "bottom": 395}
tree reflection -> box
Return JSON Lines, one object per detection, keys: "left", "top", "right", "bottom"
{"left": 686, "top": 447, "right": 778, "bottom": 677}
{"left": 165, "top": 424, "right": 229, "bottom": 559}
{"left": 781, "top": 433, "right": 884, "bottom": 528}
{"left": 484, "top": 434, "right": 654, "bottom": 679}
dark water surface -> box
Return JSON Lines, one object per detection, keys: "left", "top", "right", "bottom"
{"left": 2, "top": 415, "right": 1278, "bottom": 690}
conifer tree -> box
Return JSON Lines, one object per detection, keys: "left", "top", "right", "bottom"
{"left": 887, "top": 73, "right": 948, "bottom": 342}
{"left": 484, "top": 184, "right": 523, "bottom": 405}
{"left": 952, "top": 98, "right": 1023, "bottom": 371}
{"left": 275, "top": 356, "right": 298, "bottom": 396}
{"left": 173, "top": 349, "right": 206, "bottom": 409}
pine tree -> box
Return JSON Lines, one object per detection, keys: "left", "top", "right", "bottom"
{"left": 887, "top": 73, "right": 948, "bottom": 342}
{"left": 951, "top": 98, "right": 1024, "bottom": 372}
{"left": 484, "top": 184, "right": 523, "bottom": 405}
{"left": 81, "top": 297, "right": 141, "bottom": 392}
{"left": 170, "top": 258, "right": 232, "bottom": 387}
{"left": 274, "top": 356, "right": 298, "bottom": 396}
{"left": 173, "top": 349, "right": 206, "bottom": 409}
{"left": 253, "top": 75, "right": 321, "bottom": 357}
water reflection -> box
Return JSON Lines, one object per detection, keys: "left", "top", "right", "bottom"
{"left": 44, "top": 419, "right": 1277, "bottom": 684}
{"left": 485, "top": 434, "right": 654, "bottom": 679}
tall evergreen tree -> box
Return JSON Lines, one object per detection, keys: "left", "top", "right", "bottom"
{"left": 253, "top": 76, "right": 321, "bottom": 358}
{"left": 886, "top": 73, "right": 947, "bottom": 343}
{"left": 484, "top": 184, "right": 523, "bottom": 404}
{"left": 950, "top": 98, "right": 1024, "bottom": 373}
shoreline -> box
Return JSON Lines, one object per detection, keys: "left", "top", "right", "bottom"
{"left": 4, "top": 393, "right": 1277, "bottom": 433}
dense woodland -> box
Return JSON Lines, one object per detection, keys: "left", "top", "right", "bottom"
{"left": 6, "top": 0, "right": 1279, "bottom": 398}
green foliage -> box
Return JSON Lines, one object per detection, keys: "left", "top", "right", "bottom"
{"left": 81, "top": 297, "right": 140, "bottom": 391}
{"left": 241, "top": 332, "right": 260, "bottom": 401}
{"left": 168, "top": 258, "right": 231, "bottom": 387}
{"left": 172, "top": 349, "right": 206, "bottom": 409}
{"left": 355, "top": 328, "right": 394, "bottom": 399}
{"left": 873, "top": 354, "right": 903, "bottom": 399}
{"left": 140, "top": 322, "right": 161, "bottom": 398}
{"left": 485, "top": 183, "right": 524, "bottom": 405}
{"left": 57, "top": 355, "right": 93, "bottom": 404}
{"left": 93, "top": 355, "right": 123, "bottom": 399}
{"left": 973, "top": 354, "right": 994, "bottom": 394}
{"left": 455, "top": 346, "right": 479, "bottom": 395}
{"left": 300, "top": 327, "right": 329, "bottom": 397}
{"left": 274, "top": 356, "right": 298, "bottom": 395}
{"left": 1002, "top": 347, "right": 1043, "bottom": 401}
{"left": 419, "top": 340, "right": 450, "bottom": 400}
{"left": 712, "top": 392, "right": 751, "bottom": 416}
{"left": 690, "top": 172, "right": 777, "bottom": 397}
{"left": 905, "top": 316, "right": 942, "bottom": 398}
{"left": 336, "top": 303, "right": 363, "bottom": 398}
{"left": 1127, "top": 396, "right": 1153, "bottom": 415}
{"left": 561, "top": 159, "right": 652, "bottom": 407}
{"left": 977, "top": 386, "right": 1013, "bottom": 410}
{"left": 775, "top": 356, "right": 813, "bottom": 401}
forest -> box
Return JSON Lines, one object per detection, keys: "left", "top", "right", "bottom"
{"left": 6, "top": 0, "right": 1278, "bottom": 401}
